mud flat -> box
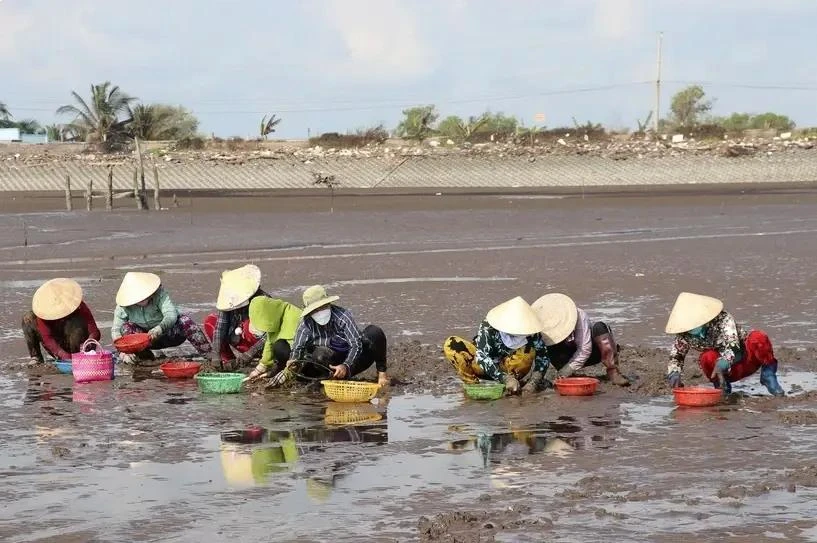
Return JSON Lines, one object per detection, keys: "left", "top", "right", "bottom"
{"left": 1, "top": 190, "right": 817, "bottom": 541}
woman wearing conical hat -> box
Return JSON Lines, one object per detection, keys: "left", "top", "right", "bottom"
{"left": 22, "top": 278, "right": 101, "bottom": 365}
{"left": 665, "top": 292, "right": 784, "bottom": 395}
{"left": 531, "top": 293, "right": 630, "bottom": 387}
{"left": 442, "top": 296, "right": 550, "bottom": 395}
{"left": 112, "top": 272, "right": 211, "bottom": 363}
{"left": 203, "top": 265, "right": 270, "bottom": 370}
{"left": 249, "top": 285, "right": 389, "bottom": 388}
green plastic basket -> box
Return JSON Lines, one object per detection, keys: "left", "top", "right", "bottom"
{"left": 463, "top": 381, "right": 506, "bottom": 400}
{"left": 194, "top": 372, "right": 244, "bottom": 394}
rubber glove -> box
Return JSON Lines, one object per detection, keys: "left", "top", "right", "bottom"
{"left": 558, "top": 365, "right": 576, "bottom": 379}
{"left": 521, "top": 370, "right": 544, "bottom": 395}
{"left": 147, "top": 326, "right": 163, "bottom": 341}
{"left": 504, "top": 373, "right": 520, "bottom": 395}
{"left": 667, "top": 371, "right": 682, "bottom": 389}
{"left": 243, "top": 362, "right": 269, "bottom": 383}
{"left": 267, "top": 367, "right": 294, "bottom": 387}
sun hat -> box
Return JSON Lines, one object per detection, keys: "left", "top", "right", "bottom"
{"left": 115, "top": 272, "right": 161, "bottom": 307}
{"left": 32, "top": 278, "right": 83, "bottom": 320}
{"left": 485, "top": 296, "right": 542, "bottom": 336}
{"left": 216, "top": 264, "right": 261, "bottom": 311}
{"left": 531, "top": 293, "right": 579, "bottom": 346}
{"left": 665, "top": 292, "right": 724, "bottom": 334}
{"left": 302, "top": 285, "right": 339, "bottom": 316}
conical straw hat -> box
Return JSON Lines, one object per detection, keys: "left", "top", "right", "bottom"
{"left": 665, "top": 292, "right": 724, "bottom": 334}
{"left": 216, "top": 264, "right": 261, "bottom": 311}
{"left": 485, "top": 296, "right": 542, "bottom": 336}
{"left": 32, "top": 278, "right": 83, "bottom": 320}
{"left": 531, "top": 293, "right": 578, "bottom": 346}
{"left": 115, "top": 272, "right": 161, "bottom": 307}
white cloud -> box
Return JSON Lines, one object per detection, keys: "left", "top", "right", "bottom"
{"left": 591, "top": 0, "right": 644, "bottom": 41}
{"left": 318, "top": 0, "right": 435, "bottom": 82}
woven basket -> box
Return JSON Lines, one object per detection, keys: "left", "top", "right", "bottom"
{"left": 462, "top": 382, "right": 505, "bottom": 400}
{"left": 321, "top": 380, "right": 380, "bottom": 403}
{"left": 71, "top": 339, "right": 114, "bottom": 383}
{"left": 195, "top": 372, "right": 244, "bottom": 394}
{"left": 324, "top": 403, "right": 383, "bottom": 425}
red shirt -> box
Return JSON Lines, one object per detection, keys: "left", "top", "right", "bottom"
{"left": 36, "top": 302, "right": 101, "bottom": 359}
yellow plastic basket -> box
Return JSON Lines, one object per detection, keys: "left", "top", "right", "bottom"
{"left": 321, "top": 380, "right": 380, "bottom": 403}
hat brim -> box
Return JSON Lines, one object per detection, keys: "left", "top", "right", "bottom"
{"left": 531, "top": 293, "right": 578, "bottom": 346}
{"left": 303, "top": 295, "right": 339, "bottom": 317}
{"left": 485, "top": 296, "right": 542, "bottom": 336}
{"left": 665, "top": 292, "right": 724, "bottom": 334}
{"left": 216, "top": 265, "right": 262, "bottom": 311}
{"left": 116, "top": 273, "right": 161, "bottom": 307}
{"left": 32, "top": 278, "right": 83, "bottom": 320}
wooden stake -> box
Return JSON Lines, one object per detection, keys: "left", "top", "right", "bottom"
{"left": 133, "top": 167, "right": 144, "bottom": 210}
{"left": 106, "top": 165, "right": 114, "bottom": 211}
{"left": 135, "top": 137, "right": 148, "bottom": 209}
{"left": 152, "top": 162, "right": 161, "bottom": 210}
{"left": 64, "top": 173, "right": 73, "bottom": 211}
{"left": 85, "top": 178, "right": 93, "bottom": 211}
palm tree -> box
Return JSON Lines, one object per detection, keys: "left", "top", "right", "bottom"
{"left": 260, "top": 114, "right": 281, "bottom": 139}
{"left": 56, "top": 82, "right": 136, "bottom": 146}
{"left": 0, "top": 101, "right": 10, "bottom": 121}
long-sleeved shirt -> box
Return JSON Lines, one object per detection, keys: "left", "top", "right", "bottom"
{"left": 37, "top": 302, "right": 101, "bottom": 359}
{"left": 474, "top": 320, "right": 550, "bottom": 381}
{"left": 112, "top": 287, "right": 178, "bottom": 340}
{"left": 211, "top": 289, "right": 268, "bottom": 362}
{"left": 251, "top": 298, "right": 302, "bottom": 368}
{"left": 290, "top": 305, "right": 363, "bottom": 371}
{"left": 564, "top": 307, "right": 593, "bottom": 372}
{"left": 667, "top": 310, "right": 749, "bottom": 376}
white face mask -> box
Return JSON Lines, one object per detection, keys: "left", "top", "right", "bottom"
{"left": 500, "top": 331, "right": 528, "bottom": 349}
{"left": 311, "top": 308, "right": 332, "bottom": 326}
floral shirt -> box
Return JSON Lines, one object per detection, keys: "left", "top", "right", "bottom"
{"left": 667, "top": 310, "right": 750, "bottom": 376}
{"left": 475, "top": 320, "right": 550, "bottom": 381}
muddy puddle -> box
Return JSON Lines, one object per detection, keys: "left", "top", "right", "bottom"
{"left": 3, "top": 193, "right": 817, "bottom": 541}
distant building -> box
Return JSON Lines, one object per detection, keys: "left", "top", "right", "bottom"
{"left": 0, "top": 128, "right": 22, "bottom": 142}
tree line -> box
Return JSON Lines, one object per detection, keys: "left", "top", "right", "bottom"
{"left": 0, "top": 84, "right": 801, "bottom": 149}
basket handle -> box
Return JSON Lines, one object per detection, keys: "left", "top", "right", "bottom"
{"left": 80, "top": 338, "right": 102, "bottom": 352}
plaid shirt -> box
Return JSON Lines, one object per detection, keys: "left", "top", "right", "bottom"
{"left": 211, "top": 290, "right": 268, "bottom": 359}
{"left": 667, "top": 310, "right": 749, "bottom": 376}
{"left": 291, "top": 305, "right": 363, "bottom": 371}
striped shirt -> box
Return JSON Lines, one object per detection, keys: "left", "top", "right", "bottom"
{"left": 290, "top": 305, "right": 363, "bottom": 368}
{"left": 211, "top": 290, "right": 268, "bottom": 360}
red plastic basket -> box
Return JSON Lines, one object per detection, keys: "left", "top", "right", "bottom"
{"left": 71, "top": 339, "right": 114, "bottom": 383}
{"left": 673, "top": 386, "right": 723, "bottom": 407}
{"left": 160, "top": 361, "right": 202, "bottom": 379}
{"left": 114, "top": 333, "right": 151, "bottom": 354}
{"left": 555, "top": 377, "right": 600, "bottom": 396}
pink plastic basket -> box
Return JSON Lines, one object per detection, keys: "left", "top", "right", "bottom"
{"left": 71, "top": 339, "right": 114, "bottom": 383}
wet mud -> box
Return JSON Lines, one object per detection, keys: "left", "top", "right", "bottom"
{"left": 3, "top": 191, "right": 817, "bottom": 542}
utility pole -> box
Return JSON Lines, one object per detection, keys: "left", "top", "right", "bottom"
{"left": 654, "top": 32, "right": 663, "bottom": 133}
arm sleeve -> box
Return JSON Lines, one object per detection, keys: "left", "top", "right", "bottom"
{"left": 157, "top": 291, "right": 180, "bottom": 333}
{"left": 290, "top": 321, "right": 310, "bottom": 361}
{"left": 532, "top": 334, "right": 551, "bottom": 373}
{"left": 278, "top": 305, "right": 302, "bottom": 344}
{"left": 715, "top": 313, "right": 741, "bottom": 367}
{"left": 243, "top": 333, "right": 267, "bottom": 360}
{"left": 258, "top": 337, "right": 274, "bottom": 367}
{"left": 667, "top": 335, "right": 690, "bottom": 375}
{"left": 567, "top": 312, "right": 592, "bottom": 371}
{"left": 210, "top": 311, "right": 231, "bottom": 354}
{"left": 337, "top": 309, "right": 365, "bottom": 371}
{"left": 37, "top": 319, "right": 70, "bottom": 360}
{"left": 111, "top": 306, "right": 127, "bottom": 341}
{"left": 474, "top": 321, "right": 503, "bottom": 381}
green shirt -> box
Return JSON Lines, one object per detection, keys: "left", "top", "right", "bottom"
{"left": 248, "top": 296, "right": 302, "bottom": 367}
{"left": 112, "top": 287, "right": 179, "bottom": 339}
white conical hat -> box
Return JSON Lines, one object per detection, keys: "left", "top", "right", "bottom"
{"left": 32, "top": 278, "right": 83, "bottom": 320}
{"left": 216, "top": 264, "right": 261, "bottom": 311}
{"left": 531, "top": 293, "right": 578, "bottom": 346}
{"left": 485, "top": 296, "right": 542, "bottom": 336}
{"left": 665, "top": 292, "right": 724, "bottom": 334}
{"left": 115, "top": 272, "right": 161, "bottom": 307}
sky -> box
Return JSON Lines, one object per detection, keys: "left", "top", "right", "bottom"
{"left": 1, "top": 0, "right": 816, "bottom": 138}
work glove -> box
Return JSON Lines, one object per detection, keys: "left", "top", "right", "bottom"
{"left": 558, "top": 365, "right": 576, "bottom": 379}
{"left": 119, "top": 353, "right": 137, "bottom": 365}
{"left": 267, "top": 367, "right": 294, "bottom": 388}
{"left": 147, "top": 326, "right": 163, "bottom": 342}
{"left": 521, "top": 370, "right": 544, "bottom": 395}
{"left": 242, "top": 362, "right": 269, "bottom": 383}
{"left": 667, "top": 371, "right": 682, "bottom": 389}
{"left": 503, "top": 373, "right": 520, "bottom": 395}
